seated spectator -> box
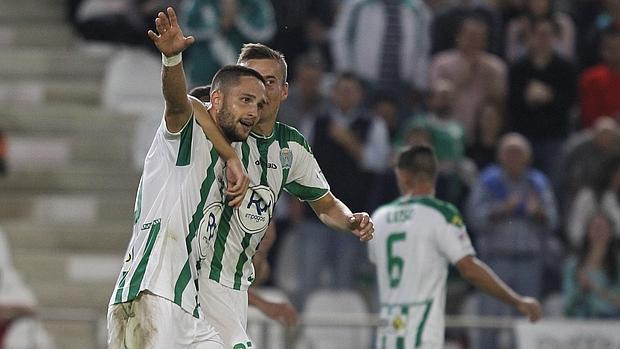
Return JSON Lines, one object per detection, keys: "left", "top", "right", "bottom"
{"left": 558, "top": 117, "right": 620, "bottom": 211}
{"left": 466, "top": 133, "right": 558, "bottom": 349}
{"left": 564, "top": 212, "right": 620, "bottom": 318}
{"left": 567, "top": 156, "right": 620, "bottom": 249}
{"left": 505, "top": 0, "right": 575, "bottom": 62}
{"left": 579, "top": 28, "right": 620, "bottom": 128}
{"left": 398, "top": 79, "right": 476, "bottom": 208}
{"left": 507, "top": 16, "right": 577, "bottom": 178}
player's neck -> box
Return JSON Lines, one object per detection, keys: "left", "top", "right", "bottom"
{"left": 252, "top": 113, "right": 277, "bottom": 136}
{"left": 405, "top": 181, "right": 435, "bottom": 198}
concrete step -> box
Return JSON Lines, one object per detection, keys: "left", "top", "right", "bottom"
{"left": 0, "top": 79, "right": 101, "bottom": 105}
{"left": 0, "top": 165, "right": 140, "bottom": 193}
{"left": 29, "top": 280, "right": 112, "bottom": 310}
{"left": 3, "top": 221, "right": 131, "bottom": 252}
{"left": 0, "top": 192, "right": 134, "bottom": 223}
{"left": 0, "top": 103, "right": 137, "bottom": 134}
{"left": 44, "top": 319, "right": 101, "bottom": 349}
{"left": 13, "top": 249, "right": 122, "bottom": 283}
{"left": 0, "top": 0, "right": 65, "bottom": 25}
{"left": 0, "top": 23, "right": 73, "bottom": 48}
{"left": 6, "top": 133, "right": 135, "bottom": 170}
{"left": 0, "top": 47, "right": 109, "bottom": 79}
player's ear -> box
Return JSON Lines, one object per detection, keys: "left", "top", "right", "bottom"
{"left": 280, "top": 82, "right": 289, "bottom": 102}
{"left": 211, "top": 89, "right": 222, "bottom": 113}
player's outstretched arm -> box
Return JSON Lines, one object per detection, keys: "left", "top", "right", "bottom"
{"left": 248, "top": 290, "right": 298, "bottom": 327}
{"left": 455, "top": 256, "right": 543, "bottom": 322}
{"left": 308, "top": 192, "right": 374, "bottom": 242}
{"left": 148, "top": 7, "right": 195, "bottom": 133}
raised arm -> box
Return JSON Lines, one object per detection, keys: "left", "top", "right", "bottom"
{"left": 308, "top": 192, "right": 374, "bottom": 242}
{"left": 148, "top": 7, "right": 248, "bottom": 206}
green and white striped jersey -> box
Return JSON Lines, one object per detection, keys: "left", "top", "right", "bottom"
{"left": 201, "top": 122, "right": 330, "bottom": 291}
{"left": 110, "top": 115, "right": 225, "bottom": 317}
{"left": 368, "top": 196, "right": 475, "bottom": 348}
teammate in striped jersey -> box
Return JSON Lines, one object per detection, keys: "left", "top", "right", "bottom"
{"left": 199, "top": 43, "right": 375, "bottom": 348}
{"left": 369, "top": 145, "right": 542, "bottom": 349}
{"left": 107, "top": 8, "right": 267, "bottom": 348}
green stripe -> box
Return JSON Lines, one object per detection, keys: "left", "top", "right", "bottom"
{"left": 173, "top": 148, "right": 220, "bottom": 303}
{"left": 134, "top": 178, "right": 143, "bottom": 224}
{"left": 284, "top": 182, "right": 328, "bottom": 201}
{"left": 114, "top": 271, "right": 128, "bottom": 304}
{"left": 242, "top": 141, "right": 250, "bottom": 168}
{"left": 415, "top": 301, "right": 433, "bottom": 347}
{"left": 233, "top": 233, "right": 253, "bottom": 290}
{"left": 209, "top": 205, "right": 233, "bottom": 282}
{"left": 209, "top": 143, "right": 250, "bottom": 282}
{"left": 173, "top": 261, "right": 191, "bottom": 305}
{"left": 276, "top": 136, "right": 290, "bottom": 200}
{"left": 257, "top": 138, "right": 270, "bottom": 186}
{"left": 176, "top": 117, "right": 193, "bottom": 166}
{"left": 396, "top": 337, "right": 404, "bottom": 349}
{"left": 127, "top": 221, "right": 161, "bottom": 300}
{"left": 275, "top": 122, "right": 311, "bottom": 152}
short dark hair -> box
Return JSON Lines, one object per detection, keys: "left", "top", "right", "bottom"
{"left": 210, "top": 65, "right": 266, "bottom": 94}
{"left": 237, "top": 43, "right": 288, "bottom": 83}
{"left": 397, "top": 145, "right": 437, "bottom": 180}
{"left": 188, "top": 85, "right": 211, "bottom": 102}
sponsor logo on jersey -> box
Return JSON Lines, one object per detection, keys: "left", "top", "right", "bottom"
{"left": 280, "top": 148, "right": 292, "bottom": 170}
{"left": 197, "top": 202, "right": 223, "bottom": 259}
{"left": 392, "top": 315, "right": 406, "bottom": 331}
{"left": 141, "top": 218, "right": 161, "bottom": 231}
{"left": 235, "top": 185, "right": 275, "bottom": 234}
{"left": 254, "top": 159, "right": 278, "bottom": 169}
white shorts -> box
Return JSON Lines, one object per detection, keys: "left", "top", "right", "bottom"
{"left": 107, "top": 291, "right": 224, "bottom": 349}
{"left": 199, "top": 278, "right": 254, "bottom": 349}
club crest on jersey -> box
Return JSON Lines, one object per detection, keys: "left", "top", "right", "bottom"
{"left": 280, "top": 148, "right": 292, "bottom": 170}
{"left": 236, "top": 185, "right": 275, "bottom": 234}
{"left": 197, "top": 202, "right": 223, "bottom": 259}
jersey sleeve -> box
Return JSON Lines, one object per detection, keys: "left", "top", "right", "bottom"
{"left": 153, "top": 113, "right": 196, "bottom": 167}
{"left": 283, "top": 141, "right": 330, "bottom": 202}
{"left": 435, "top": 219, "right": 476, "bottom": 265}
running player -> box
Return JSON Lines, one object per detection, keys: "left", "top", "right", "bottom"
{"left": 369, "top": 145, "right": 542, "bottom": 349}
{"left": 154, "top": 7, "right": 374, "bottom": 348}
{"left": 107, "top": 9, "right": 267, "bottom": 348}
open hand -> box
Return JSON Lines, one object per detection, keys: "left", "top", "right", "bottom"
{"left": 147, "top": 7, "right": 195, "bottom": 57}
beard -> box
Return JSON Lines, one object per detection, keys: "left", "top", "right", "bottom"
{"left": 217, "top": 108, "right": 247, "bottom": 142}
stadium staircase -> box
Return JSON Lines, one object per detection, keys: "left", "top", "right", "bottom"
{"left": 0, "top": 0, "right": 140, "bottom": 347}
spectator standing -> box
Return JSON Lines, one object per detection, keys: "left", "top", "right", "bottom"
{"left": 579, "top": 28, "right": 620, "bottom": 128}
{"left": 331, "top": 0, "right": 432, "bottom": 96}
{"left": 430, "top": 15, "right": 507, "bottom": 146}
{"left": 507, "top": 16, "right": 577, "bottom": 178}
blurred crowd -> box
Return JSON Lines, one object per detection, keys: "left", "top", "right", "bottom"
{"left": 61, "top": 0, "right": 620, "bottom": 342}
